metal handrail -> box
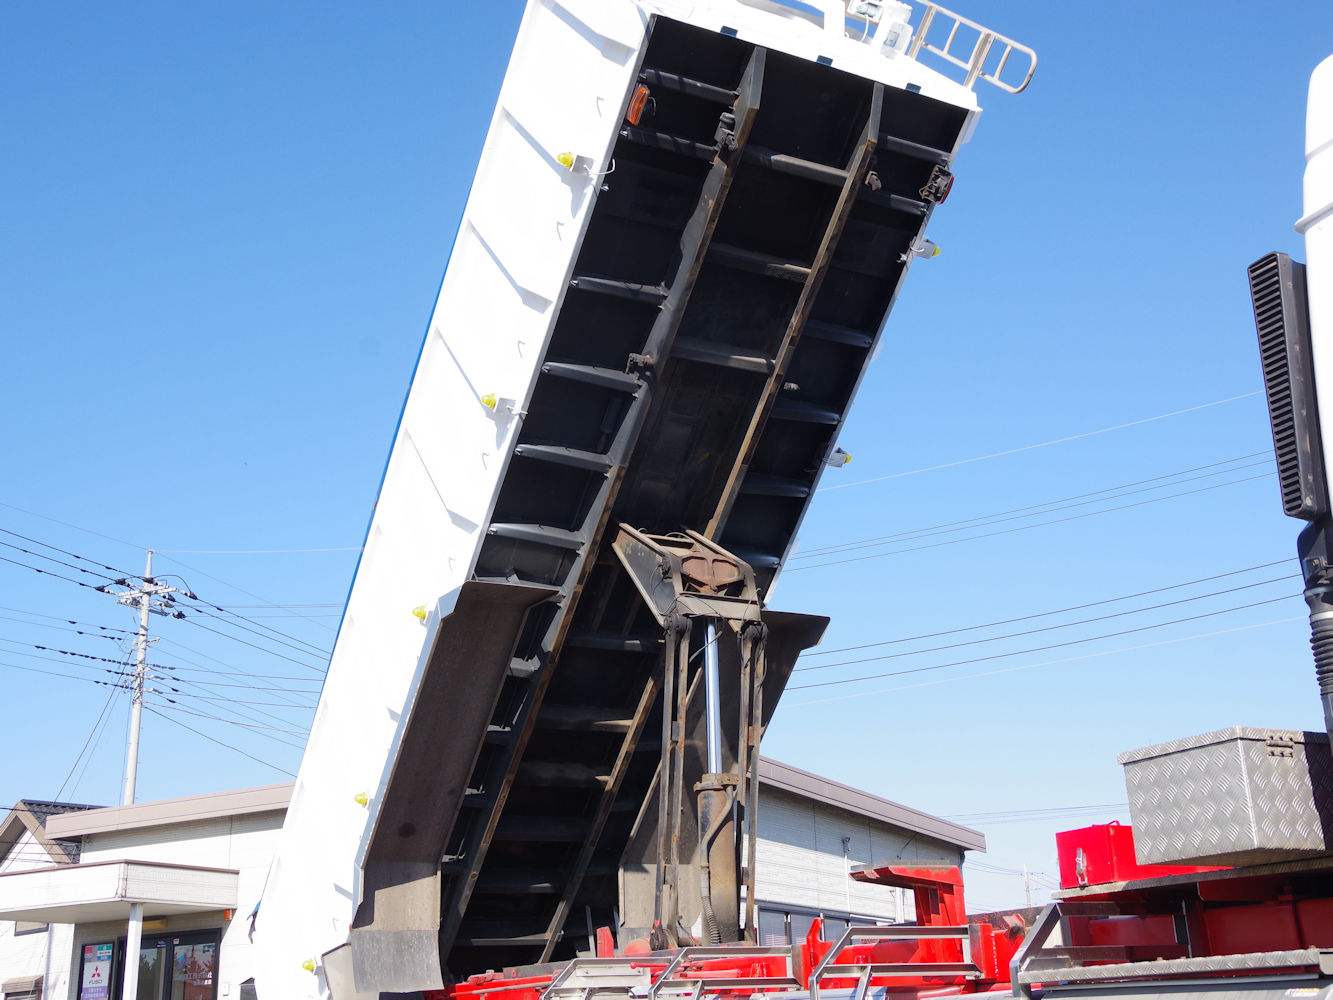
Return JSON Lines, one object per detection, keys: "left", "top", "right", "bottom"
{"left": 646, "top": 945, "right": 801, "bottom": 1000}
{"left": 907, "top": 2, "right": 1037, "bottom": 94}
{"left": 810, "top": 925, "right": 980, "bottom": 1000}
{"left": 1009, "top": 901, "right": 1333, "bottom": 997}
{"left": 538, "top": 957, "right": 655, "bottom": 1000}
{"left": 1008, "top": 903, "right": 1061, "bottom": 998}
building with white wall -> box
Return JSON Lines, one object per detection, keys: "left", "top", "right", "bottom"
{"left": 0, "top": 762, "right": 981, "bottom": 1000}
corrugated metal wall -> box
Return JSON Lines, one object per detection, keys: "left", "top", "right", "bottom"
{"left": 753, "top": 787, "right": 964, "bottom": 928}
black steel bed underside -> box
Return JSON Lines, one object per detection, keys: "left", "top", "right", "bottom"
{"left": 359, "top": 15, "right": 969, "bottom": 982}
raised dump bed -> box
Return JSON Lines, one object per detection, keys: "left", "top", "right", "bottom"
{"left": 254, "top": 2, "right": 1031, "bottom": 996}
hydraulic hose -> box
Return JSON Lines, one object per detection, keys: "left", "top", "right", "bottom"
{"left": 1306, "top": 585, "right": 1333, "bottom": 742}
{"left": 700, "top": 867, "right": 720, "bottom": 945}
{"left": 697, "top": 786, "right": 736, "bottom": 946}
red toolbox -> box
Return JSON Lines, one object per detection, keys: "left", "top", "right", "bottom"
{"left": 1056, "top": 822, "right": 1227, "bottom": 888}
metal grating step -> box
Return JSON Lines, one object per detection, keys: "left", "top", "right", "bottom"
{"left": 541, "top": 361, "right": 645, "bottom": 393}
{"left": 619, "top": 125, "right": 717, "bottom": 161}
{"left": 568, "top": 275, "right": 669, "bottom": 304}
{"left": 803, "top": 318, "right": 874, "bottom": 348}
{"left": 859, "top": 187, "right": 928, "bottom": 217}
{"left": 877, "top": 131, "right": 951, "bottom": 165}
{"left": 487, "top": 523, "right": 585, "bottom": 551}
{"left": 512, "top": 443, "right": 614, "bottom": 473}
{"left": 671, "top": 335, "right": 775, "bottom": 374}
{"left": 639, "top": 67, "right": 737, "bottom": 105}
{"left": 743, "top": 144, "right": 848, "bottom": 186}
{"left": 514, "top": 762, "right": 611, "bottom": 789}
{"left": 739, "top": 473, "right": 810, "bottom": 498}
{"left": 564, "top": 631, "right": 662, "bottom": 653}
{"left": 536, "top": 705, "right": 637, "bottom": 733}
{"left": 709, "top": 242, "right": 812, "bottom": 282}
{"left": 770, "top": 398, "right": 842, "bottom": 424}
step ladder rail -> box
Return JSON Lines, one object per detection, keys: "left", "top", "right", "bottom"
{"left": 538, "top": 957, "right": 656, "bottom": 1000}
{"left": 1008, "top": 900, "right": 1333, "bottom": 997}
{"left": 647, "top": 945, "right": 802, "bottom": 1000}
{"left": 809, "top": 924, "right": 981, "bottom": 1000}
{"left": 906, "top": 2, "right": 1036, "bottom": 94}
{"left": 1008, "top": 902, "right": 1060, "bottom": 999}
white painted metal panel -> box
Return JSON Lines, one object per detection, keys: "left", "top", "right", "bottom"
{"left": 254, "top": 0, "right": 991, "bottom": 993}
{"left": 1304, "top": 54, "right": 1333, "bottom": 478}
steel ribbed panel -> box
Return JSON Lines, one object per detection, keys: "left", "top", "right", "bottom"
{"left": 1119, "top": 727, "right": 1333, "bottom": 866}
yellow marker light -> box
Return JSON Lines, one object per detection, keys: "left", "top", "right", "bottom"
{"left": 302, "top": 959, "right": 316, "bottom": 973}
{"left": 842, "top": 452, "right": 852, "bottom": 464}
{"left": 354, "top": 792, "right": 369, "bottom": 807}
{"left": 556, "top": 151, "right": 576, "bottom": 170}
{"left": 930, "top": 244, "right": 941, "bottom": 257}
{"left": 480, "top": 393, "right": 498, "bottom": 410}
{"left": 412, "top": 605, "right": 427, "bottom": 621}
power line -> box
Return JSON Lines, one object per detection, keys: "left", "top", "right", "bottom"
{"left": 0, "top": 658, "right": 132, "bottom": 688}
{"left": 0, "top": 526, "right": 141, "bottom": 578}
{"left": 153, "top": 553, "right": 339, "bottom": 634}
{"left": 788, "top": 472, "right": 1271, "bottom": 572}
{"left": 946, "top": 803, "right": 1126, "bottom": 822}
{"left": 0, "top": 605, "right": 135, "bottom": 634}
{"left": 818, "top": 391, "right": 1263, "bottom": 492}
{"left": 155, "top": 635, "right": 247, "bottom": 670}
{"left": 794, "top": 454, "right": 1270, "bottom": 559}
{"left": 0, "top": 642, "right": 138, "bottom": 676}
{"left": 0, "top": 638, "right": 144, "bottom": 670}
{"left": 244, "top": 613, "right": 341, "bottom": 619}
{"left": 155, "top": 547, "right": 360, "bottom": 554}
{"left": 173, "top": 596, "right": 331, "bottom": 658}
{"left": 794, "top": 574, "right": 1295, "bottom": 674}
{"left": 54, "top": 684, "right": 124, "bottom": 801}
{"left": 71, "top": 687, "right": 127, "bottom": 802}
{"left": 801, "top": 560, "right": 1293, "bottom": 659}
{"left": 162, "top": 680, "right": 317, "bottom": 718}
{"left": 0, "top": 537, "right": 121, "bottom": 582}
{"left": 789, "top": 594, "right": 1299, "bottom": 691}
{"left": 162, "top": 660, "right": 325, "bottom": 683}
{"left": 176, "top": 617, "right": 328, "bottom": 672}
{"left": 226, "top": 603, "right": 343, "bottom": 609}
{"left": 0, "top": 614, "right": 129, "bottom": 641}
{"left": 146, "top": 699, "right": 308, "bottom": 749}
{"left": 143, "top": 706, "right": 296, "bottom": 777}
{"left": 0, "top": 554, "right": 111, "bottom": 591}
{"left": 0, "top": 500, "right": 144, "bottom": 551}
{"left": 165, "top": 670, "right": 321, "bottom": 696}
{"left": 153, "top": 638, "right": 325, "bottom": 714}
{"left": 791, "top": 616, "right": 1303, "bottom": 707}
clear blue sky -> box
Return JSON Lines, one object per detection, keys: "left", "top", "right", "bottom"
{"left": 2, "top": 2, "right": 1331, "bottom": 910}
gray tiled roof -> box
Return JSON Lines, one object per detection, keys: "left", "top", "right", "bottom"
{"left": 10, "top": 800, "right": 104, "bottom": 863}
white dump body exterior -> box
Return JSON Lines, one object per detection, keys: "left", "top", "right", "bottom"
{"left": 253, "top": 2, "right": 990, "bottom": 997}
{"left": 1304, "top": 54, "right": 1333, "bottom": 478}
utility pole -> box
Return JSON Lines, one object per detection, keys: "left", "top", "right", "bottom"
{"left": 99, "top": 550, "right": 180, "bottom": 805}
{"left": 1023, "top": 866, "right": 1032, "bottom": 909}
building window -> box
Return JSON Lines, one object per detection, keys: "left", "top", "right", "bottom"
{"left": 822, "top": 916, "right": 849, "bottom": 941}
{"left": 1, "top": 974, "right": 43, "bottom": 1000}
{"left": 757, "top": 909, "right": 787, "bottom": 946}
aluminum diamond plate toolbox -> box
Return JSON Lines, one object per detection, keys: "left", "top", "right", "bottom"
{"left": 1118, "top": 727, "right": 1333, "bottom": 866}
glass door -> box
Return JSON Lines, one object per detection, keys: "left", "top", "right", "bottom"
{"left": 113, "top": 930, "right": 220, "bottom": 1000}
{"left": 168, "top": 936, "right": 218, "bottom": 1000}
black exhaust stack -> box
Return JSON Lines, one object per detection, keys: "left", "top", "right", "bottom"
{"left": 1248, "top": 251, "right": 1333, "bottom": 736}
